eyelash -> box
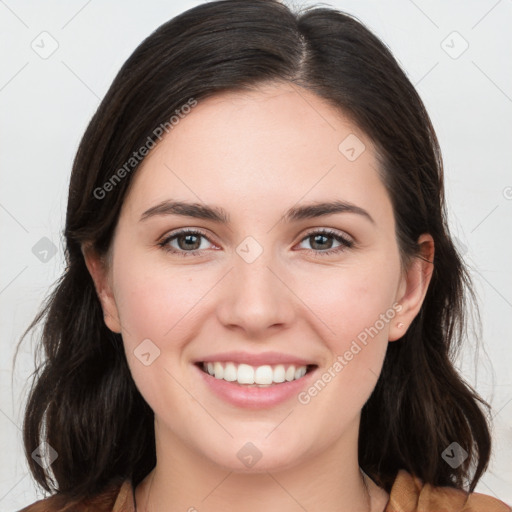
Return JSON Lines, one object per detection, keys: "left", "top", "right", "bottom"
{"left": 157, "top": 228, "right": 354, "bottom": 258}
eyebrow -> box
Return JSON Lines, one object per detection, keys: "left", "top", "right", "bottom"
{"left": 140, "top": 199, "right": 375, "bottom": 225}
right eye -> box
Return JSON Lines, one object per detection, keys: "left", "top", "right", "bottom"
{"left": 158, "top": 229, "right": 215, "bottom": 257}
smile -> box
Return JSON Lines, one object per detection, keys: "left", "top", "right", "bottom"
{"left": 198, "top": 361, "right": 315, "bottom": 386}
{"left": 194, "top": 355, "right": 319, "bottom": 408}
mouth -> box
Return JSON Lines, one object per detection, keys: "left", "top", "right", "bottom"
{"left": 193, "top": 351, "right": 320, "bottom": 408}
{"left": 195, "top": 361, "right": 318, "bottom": 387}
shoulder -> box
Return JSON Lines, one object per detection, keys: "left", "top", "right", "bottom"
{"left": 17, "top": 479, "right": 132, "bottom": 512}
{"left": 386, "top": 469, "right": 511, "bottom": 512}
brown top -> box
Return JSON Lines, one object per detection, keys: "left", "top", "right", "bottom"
{"left": 18, "top": 469, "right": 512, "bottom": 512}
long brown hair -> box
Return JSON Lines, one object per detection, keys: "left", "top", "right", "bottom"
{"left": 16, "top": 0, "right": 491, "bottom": 503}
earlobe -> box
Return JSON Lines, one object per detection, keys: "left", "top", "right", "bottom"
{"left": 82, "top": 244, "right": 122, "bottom": 334}
{"left": 389, "top": 234, "right": 434, "bottom": 342}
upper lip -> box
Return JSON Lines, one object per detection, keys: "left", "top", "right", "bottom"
{"left": 195, "top": 351, "right": 316, "bottom": 367}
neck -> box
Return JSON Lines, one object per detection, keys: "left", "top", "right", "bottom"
{"left": 135, "top": 417, "right": 385, "bottom": 512}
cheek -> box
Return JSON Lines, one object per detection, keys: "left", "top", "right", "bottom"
{"left": 110, "top": 256, "right": 201, "bottom": 416}
{"left": 300, "top": 261, "right": 399, "bottom": 350}
{"left": 112, "top": 253, "right": 204, "bottom": 349}
{"left": 293, "top": 260, "right": 399, "bottom": 410}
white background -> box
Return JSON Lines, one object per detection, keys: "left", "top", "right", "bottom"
{"left": 1, "top": 0, "right": 511, "bottom": 509}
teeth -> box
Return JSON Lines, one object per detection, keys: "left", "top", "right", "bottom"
{"left": 223, "top": 362, "right": 237, "bottom": 382}
{"left": 285, "top": 365, "right": 296, "bottom": 382}
{"left": 273, "top": 364, "right": 286, "bottom": 383}
{"left": 237, "top": 364, "right": 254, "bottom": 384}
{"left": 213, "top": 362, "right": 224, "bottom": 379}
{"left": 254, "top": 365, "right": 273, "bottom": 385}
{"left": 201, "top": 361, "right": 310, "bottom": 386}
{"left": 294, "top": 367, "right": 306, "bottom": 379}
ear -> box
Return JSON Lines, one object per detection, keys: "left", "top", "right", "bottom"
{"left": 388, "top": 233, "right": 434, "bottom": 342}
{"left": 82, "top": 244, "right": 122, "bottom": 334}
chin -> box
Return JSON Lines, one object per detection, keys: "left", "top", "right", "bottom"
{"left": 197, "top": 433, "right": 312, "bottom": 474}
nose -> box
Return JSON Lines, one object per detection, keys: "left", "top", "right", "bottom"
{"left": 215, "top": 245, "right": 296, "bottom": 338}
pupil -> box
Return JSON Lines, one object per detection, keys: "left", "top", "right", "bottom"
{"left": 181, "top": 234, "right": 199, "bottom": 250}
{"left": 313, "top": 234, "right": 331, "bottom": 250}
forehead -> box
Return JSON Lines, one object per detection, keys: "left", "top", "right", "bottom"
{"left": 121, "top": 83, "right": 391, "bottom": 224}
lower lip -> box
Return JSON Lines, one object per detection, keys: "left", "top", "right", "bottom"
{"left": 194, "top": 364, "right": 317, "bottom": 409}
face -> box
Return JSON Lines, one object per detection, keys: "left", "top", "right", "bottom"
{"left": 87, "top": 82, "right": 432, "bottom": 473}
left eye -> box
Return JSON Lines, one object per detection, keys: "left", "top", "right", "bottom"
{"left": 297, "top": 230, "right": 354, "bottom": 256}
{"left": 158, "top": 229, "right": 353, "bottom": 257}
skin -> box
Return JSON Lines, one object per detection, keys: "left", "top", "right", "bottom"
{"left": 85, "top": 82, "right": 434, "bottom": 512}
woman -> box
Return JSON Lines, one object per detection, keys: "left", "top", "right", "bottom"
{"left": 17, "top": 0, "right": 511, "bottom": 511}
